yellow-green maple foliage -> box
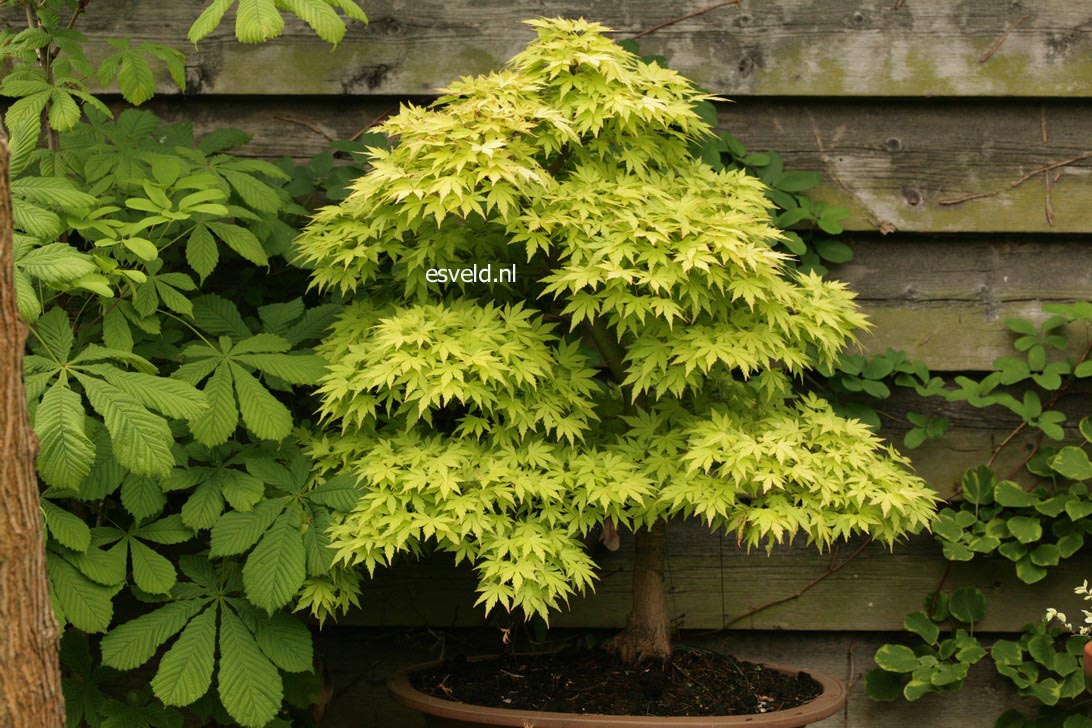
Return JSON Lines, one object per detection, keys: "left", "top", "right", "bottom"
{"left": 295, "top": 18, "right": 938, "bottom": 622}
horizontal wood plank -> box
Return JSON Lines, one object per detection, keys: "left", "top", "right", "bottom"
{"left": 12, "top": 1, "right": 1092, "bottom": 98}
{"left": 837, "top": 239, "right": 1092, "bottom": 368}
{"left": 344, "top": 521, "right": 1092, "bottom": 633}
{"left": 318, "top": 628, "right": 1047, "bottom": 728}
{"left": 143, "top": 96, "right": 1092, "bottom": 235}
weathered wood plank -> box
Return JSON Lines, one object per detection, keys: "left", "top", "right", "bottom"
{"left": 719, "top": 101, "right": 1092, "bottom": 235}
{"left": 342, "top": 522, "right": 1092, "bottom": 632}
{"left": 318, "top": 629, "right": 1047, "bottom": 728}
{"left": 142, "top": 96, "right": 1092, "bottom": 235}
{"left": 834, "top": 239, "right": 1092, "bottom": 367}
{"left": 11, "top": 1, "right": 1092, "bottom": 98}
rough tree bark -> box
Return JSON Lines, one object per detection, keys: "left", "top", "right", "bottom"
{"left": 606, "top": 521, "right": 673, "bottom": 663}
{"left": 0, "top": 133, "right": 67, "bottom": 725}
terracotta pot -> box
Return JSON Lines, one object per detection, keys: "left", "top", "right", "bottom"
{"left": 387, "top": 656, "right": 846, "bottom": 728}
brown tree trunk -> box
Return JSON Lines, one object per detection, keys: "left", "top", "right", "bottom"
{"left": 606, "top": 521, "right": 673, "bottom": 664}
{"left": 0, "top": 134, "right": 67, "bottom": 725}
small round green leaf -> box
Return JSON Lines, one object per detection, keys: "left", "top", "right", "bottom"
{"left": 874, "top": 644, "right": 919, "bottom": 673}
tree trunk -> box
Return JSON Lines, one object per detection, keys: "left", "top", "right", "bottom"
{"left": 606, "top": 521, "right": 673, "bottom": 664}
{"left": 0, "top": 134, "right": 67, "bottom": 725}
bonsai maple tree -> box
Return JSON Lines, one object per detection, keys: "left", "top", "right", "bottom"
{"left": 296, "top": 18, "right": 938, "bottom": 663}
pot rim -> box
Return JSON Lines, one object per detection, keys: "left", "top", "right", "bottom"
{"left": 387, "top": 654, "right": 847, "bottom": 727}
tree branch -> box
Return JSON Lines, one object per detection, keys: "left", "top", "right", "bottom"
{"left": 722, "top": 537, "right": 873, "bottom": 628}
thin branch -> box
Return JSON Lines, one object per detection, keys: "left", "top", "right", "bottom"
{"left": 723, "top": 538, "right": 873, "bottom": 628}
{"left": 928, "top": 562, "right": 951, "bottom": 618}
{"left": 1009, "top": 152, "right": 1092, "bottom": 189}
{"left": 274, "top": 115, "right": 337, "bottom": 141}
{"left": 979, "top": 14, "right": 1030, "bottom": 64}
{"left": 633, "top": 1, "right": 740, "bottom": 40}
{"left": 67, "top": 0, "right": 90, "bottom": 30}
{"left": 937, "top": 191, "right": 997, "bottom": 206}
{"left": 939, "top": 151, "right": 1092, "bottom": 209}
{"left": 349, "top": 107, "right": 396, "bottom": 141}
{"left": 985, "top": 422, "right": 1028, "bottom": 470}
{"left": 1007, "top": 432, "right": 1045, "bottom": 482}
{"left": 1044, "top": 169, "right": 1054, "bottom": 227}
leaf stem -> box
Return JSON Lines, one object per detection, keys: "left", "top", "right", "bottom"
{"left": 158, "top": 308, "right": 215, "bottom": 349}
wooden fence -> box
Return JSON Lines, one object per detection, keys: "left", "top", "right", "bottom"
{"left": 19, "top": 1, "right": 1092, "bottom": 724}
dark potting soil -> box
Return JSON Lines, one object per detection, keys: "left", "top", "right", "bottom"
{"left": 411, "top": 649, "right": 823, "bottom": 717}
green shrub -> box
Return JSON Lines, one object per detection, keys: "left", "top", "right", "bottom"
{"left": 297, "top": 18, "right": 938, "bottom": 660}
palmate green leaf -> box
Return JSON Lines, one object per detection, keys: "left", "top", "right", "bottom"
{"left": 284, "top": 303, "right": 340, "bottom": 345}
{"left": 99, "top": 369, "right": 208, "bottom": 421}
{"left": 117, "top": 52, "right": 156, "bottom": 106}
{"left": 215, "top": 470, "right": 262, "bottom": 512}
{"left": 13, "top": 268, "right": 41, "bottom": 321}
{"left": 182, "top": 481, "right": 227, "bottom": 531}
{"left": 5, "top": 115, "right": 40, "bottom": 176}
{"left": 234, "top": 352, "right": 328, "bottom": 384}
{"left": 327, "top": 0, "right": 368, "bottom": 22}
{"left": 77, "top": 375, "right": 174, "bottom": 479}
{"left": 210, "top": 499, "right": 284, "bottom": 557}
{"left": 35, "top": 382, "right": 94, "bottom": 490}
{"left": 98, "top": 698, "right": 182, "bottom": 728}
{"left": 236, "top": 0, "right": 285, "bottom": 43}
{"left": 259, "top": 299, "right": 305, "bottom": 334}
{"left": 130, "top": 539, "right": 177, "bottom": 594}
{"left": 230, "top": 362, "right": 293, "bottom": 441}
{"left": 72, "top": 345, "right": 157, "bottom": 374}
{"left": 42, "top": 500, "right": 92, "bottom": 552}
{"left": 121, "top": 475, "right": 167, "bottom": 521}
{"left": 303, "top": 508, "right": 334, "bottom": 574}
{"left": 278, "top": 0, "right": 347, "bottom": 45}
{"left": 307, "top": 474, "right": 358, "bottom": 511}
{"left": 101, "top": 600, "right": 207, "bottom": 670}
{"left": 218, "top": 607, "right": 283, "bottom": 727}
{"left": 48, "top": 555, "right": 118, "bottom": 634}
{"left": 67, "top": 539, "right": 128, "bottom": 587}
{"left": 199, "top": 128, "right": 252, "bottom": 153}
{"left": 206, "top": 222, "right": 268, "bottom": 266}
{"left": 18, "top": 243, "right": 97, "bottom": 283}
{"left": 232, "top": 333, "right": 292, "bottom": 355}
{"left": 11, "top": 176, "right": 98, "bottom": 211}
{"left": 142, "top": 43, "right": 188, "bottom": 91}
{"left": 35, "top": 306, "right": 75, "bottom": 361}
{"left": 251, "top": 610, "right": 313, "bottom": 672}
{"left": 189, "top": 364, "right": 238, "bottom": 447}
{"left": 77, "top": 423, "right": 126, "bottom": 502}
{"left": 187, "top": 224, "right": 219, "bottom": 280}
{"left": 188, "top": 0, "right": 236, "bottom": 43}
{"left": 242, "top": 512, "right": 306, "bottom": 612}
{"left": 192, "top": 295, "right": 252, "bottom": 338}
{"left": 48, "top": 88, "right": 81, "bottom": 130}
{"left": 135, "top": 515, "right": 193, "bottom": 545}
{"left": 219, "top": 168, "right": 282, "bottom": 212}
{"left": 13, "top": 198, "right": 62, "bottom": 240}
{"left": 152, "top": 605, "right": 217, "bottom": 706}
